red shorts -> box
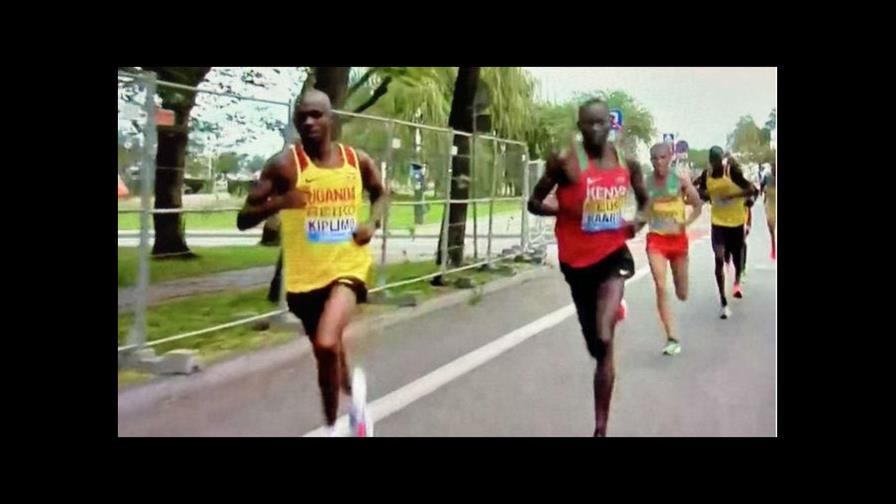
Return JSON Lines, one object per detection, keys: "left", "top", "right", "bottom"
{"left": 646, "top": 232, "right": 689, "bottom": 260}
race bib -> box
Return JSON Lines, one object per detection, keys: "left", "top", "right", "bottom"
{"left": 650, "top": 199, "right": 684, "bottom": 234}
{"left": 713, "top": 197, "right": 736, "bottom": 208}
{"left": 581, "top": 178, "right": 627, "bottom": 233}
{"left": 304, "top": 186, "right": 358, "bottom": 244}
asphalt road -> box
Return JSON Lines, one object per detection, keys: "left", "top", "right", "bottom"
{"left": 118, "top": 207, "right": 776, "bottom": 437}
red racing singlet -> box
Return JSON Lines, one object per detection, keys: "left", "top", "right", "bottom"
{"left": 554, "top": 142, "right": 631, "bottom": 268}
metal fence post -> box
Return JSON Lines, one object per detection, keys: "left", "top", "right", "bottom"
{"left": 379, "top": 120, "right": 396, "bottom": 282}
{"left": 440, "top": 132, "right": 454, "bottom": 275}
{"left": 486, "top": 139, "right": 498, "bottom": 262}
{"left": 471, "top": 134, "right": 478, "bottom": 261}
{"left": 125, "top": 70, "right": 158, "bottom": 358}
{"left": 520, "top": 150, "right": 530, "bottom": 251}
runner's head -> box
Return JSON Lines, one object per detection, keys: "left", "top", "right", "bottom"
{"left": 650, "top": 143, "right": 673, "bottom": 177}
{"left": 577, "top": 98, "right": 611, "bottom": 150}
{"left": 709, "top": 146, "right": 724, "bottom": 170}
{"left": 295, "top": 89, "right": 333, "bottom": 145}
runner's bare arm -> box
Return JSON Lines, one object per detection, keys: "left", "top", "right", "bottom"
{"left": 627, "top": 158, "right": 649, "bottom": 233}
{"left": 627, "top": 158, "right": 649, "bottom": 211}
{"left": 244, "top": 153, "right": 281, "bottom": 206}
{"left": 680, "top": 172, "right": 704, "bottom": 227}
{"left": 355, "top": 149, "right": 388, "bottom": 245}
{"left": 527, "top": 152, "right": 565, "bottom": 217}
{"left": 358, "top": 150, "right": 387, "bottom": 226}
{"left": 694, "top": 169, "right": 710, "bottom": 201}
{"left": 237, "top": 155, "right": 306, "bottom": 230}
{"left": 725, "top": 162, "right": 758, "bottom": 200}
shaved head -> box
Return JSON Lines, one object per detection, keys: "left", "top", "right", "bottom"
{"left": 577, "top": 98, "right": 611, "bottom": 149}
{"left": 650, "top": 143, "right": 672, "bottom": 157}
{"left": 298, "top": 89, "right": 332, "bottom": 113}
{"left": 294, "top": 89, "right": 334, "bottom": 144}
{"left": 709, "top": 145, "right": 724, "bottom": 170}
{"left": 649, "top": 142, "right": 673, "bottom": 176}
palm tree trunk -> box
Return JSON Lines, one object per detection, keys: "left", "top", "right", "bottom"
{"left": 435, "top": 67, "right": 480, "bottom": 269}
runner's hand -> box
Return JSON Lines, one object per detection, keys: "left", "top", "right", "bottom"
{"left": 277, "top": 187, "right": 310, "bottom": 210}
{"left": 541, "top": 196, "right": 559, "bottom": 215}
{"left": 353, "top": 223, "right": 376, "bottom": 245}
{"left": 624, "top": 217, "right": 646, "bottom": 238}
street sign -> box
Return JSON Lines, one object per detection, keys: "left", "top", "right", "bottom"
{"left": 156, "top": 108, "right": 175, "bottom": 126}
{"left": 118, "top": 174, "right": 129, "bottom": 198}
{"left": 609, "top": 109, "right": 624, "bottom": 130}
{"left": 119, "top": 104, "right": 175, "bottom": 126}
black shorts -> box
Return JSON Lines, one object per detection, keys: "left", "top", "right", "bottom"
{"left": 286, "top": 277, "right": 368, "bottom": 338}
{"left": 559, "top": 245, "right": 636, "bottom": 287}
{"left": 559, "top": 245, "right": 634, "bottom": 359}
{"left": 711, "top": 224, "right": 745, "bottom": 255}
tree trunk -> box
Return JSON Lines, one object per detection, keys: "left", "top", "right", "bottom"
{"left": 143, "top": 67, "right": 211, "bottom": 258}
{"left": 152, "top": 123, "right": 193, "bottom": 257}
{"left": 435, "top": 67, "right": 480, "bottom": 269}
{"left": 312, "top": 66, "right": 350, "bottom": 140}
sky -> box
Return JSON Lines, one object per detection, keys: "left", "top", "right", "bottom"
{"left": 524, "top": 67, "right": 776, "bottom": 150}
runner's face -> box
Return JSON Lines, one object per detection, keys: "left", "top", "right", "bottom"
{"left": 650, "top": 147, "right": 671, "bottom": 176}
{"left": 295, "top": 103, "right": 332, "bottom": 143}
{"left": 578, "top": 104, "right": 611, "bottom": 147}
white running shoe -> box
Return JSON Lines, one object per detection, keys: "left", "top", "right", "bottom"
{"left": 662, "top": 340, "right": 682, "bottom": 356}
{"left": 348, "top": 368, "right": 373, "bottom": 437}
{"left": 720, "top": 306, "right": 732, "bottom": 319}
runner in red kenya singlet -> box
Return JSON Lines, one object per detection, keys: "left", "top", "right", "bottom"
{"left": 528, "top": 98, "right": 649, "bottom": 437}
